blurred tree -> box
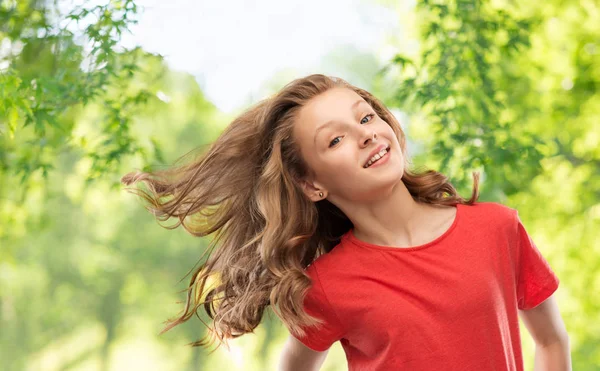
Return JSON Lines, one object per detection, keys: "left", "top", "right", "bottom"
{"left": 0, "top": 0, "right": 165, "bottom": 258}
{"left": 0, "top": 0, "right": 162, "bottom": 191}
{"left": 0, "top": 46, "right": 231, "bottom": 371}
{"left": 0, "top": 1, "right": 225, "bottom": 370}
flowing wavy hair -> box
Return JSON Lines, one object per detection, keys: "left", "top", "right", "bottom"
{"left": 121, "top": 73, "right": 480, "bottom": 351}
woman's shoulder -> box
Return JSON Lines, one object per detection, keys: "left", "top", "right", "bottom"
{"left": 304, "top": 241, "right": 350, "bottom": 280}
{"left": 466, "top": 200, "right": 516, "bottom": 217}
{"left": 463, "top": 201, "right": 518, "bottom": 232}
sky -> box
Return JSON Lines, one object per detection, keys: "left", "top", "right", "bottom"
{"left": 116, "top": 0, "right": 407, "bottom": 113}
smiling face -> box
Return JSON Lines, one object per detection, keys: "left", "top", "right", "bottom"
{"left": 293, "top": 87, "right": 404, "bottom": 203}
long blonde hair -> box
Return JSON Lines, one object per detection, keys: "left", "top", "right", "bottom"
{"left": 121, "top": 74, "right": 480, "bottom": 351}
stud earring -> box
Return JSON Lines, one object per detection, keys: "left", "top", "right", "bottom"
{"left": 319, "top": 192, "right": 323, "bottom": 198}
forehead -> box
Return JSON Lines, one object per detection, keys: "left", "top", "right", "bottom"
{"left": 301, "top": 88, "right": 364, "bottom": 121}
{"left": 294, "top": 88, "right": 365, "bottom": 136}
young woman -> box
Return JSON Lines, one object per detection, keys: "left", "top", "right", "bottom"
{"left": 121, "top": 74, "right": 570, "bottom": 370}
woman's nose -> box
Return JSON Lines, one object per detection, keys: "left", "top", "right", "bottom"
{"left": 362, "top": 131, "right": 377, "bottom": 145}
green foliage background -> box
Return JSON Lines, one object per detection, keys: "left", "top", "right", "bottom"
{"left": 1, "top": 0, "right": 598, "bottom": 370}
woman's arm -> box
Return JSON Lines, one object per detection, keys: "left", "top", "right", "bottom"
{"left": 278, "top": 334, "right": 330, "bottom": 371}
{"left": 518, "top": 293, "right": 571, "bottom": 371}
{"left": 533, "top": 339, "right": 571, "bottom": 371}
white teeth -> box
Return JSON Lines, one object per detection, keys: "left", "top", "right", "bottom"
{"left": 365, "top": 148, "right": 388, "bottom": 168}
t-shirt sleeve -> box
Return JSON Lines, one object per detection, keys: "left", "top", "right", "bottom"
{"left": 514, "top": 210, "right": 560, "bottom": 310}
{"left": 292, "top": 264, "right": 345, "bottom": 351}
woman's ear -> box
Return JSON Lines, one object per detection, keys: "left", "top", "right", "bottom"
{"left": 300, "top": 178, "right": 326, "bottom": 202}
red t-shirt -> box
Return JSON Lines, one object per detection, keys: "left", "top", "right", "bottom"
{"left": 292, "top": 201, "right": 560, "bottom": 371}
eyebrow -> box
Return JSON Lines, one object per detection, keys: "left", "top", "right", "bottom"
{"left": 313, "top": 99, "right": 369, "bottom": 145}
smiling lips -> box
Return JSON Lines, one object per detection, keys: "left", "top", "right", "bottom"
{"left": 364, "top": 146, "right": 390, "bottom": 168}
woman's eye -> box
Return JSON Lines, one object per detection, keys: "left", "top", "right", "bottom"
{"left": 329, "top": 137, "right": 341, "bottom": 147}
{"left": 328, "top": 113, "right": 375, "bottom": 148}
{"left": 360, "top": 113, "right": 375, "bottom": 125}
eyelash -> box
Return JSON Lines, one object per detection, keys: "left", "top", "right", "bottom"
{"left": 328, "top": 113, "right": 375, "bottom": 148}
